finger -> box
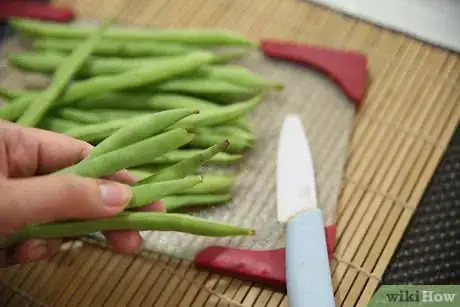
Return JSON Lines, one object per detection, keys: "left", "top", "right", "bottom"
{"left": 0, "top": 239, "right": 61, "bottom": 267}
{"left": 0, "top": 122, "right": 93, "bottom": 177}
{"left": 104, "top": 231, "right": 143, "bottom": 254}
{"left": 0, "top": 174, "right": 132, "bottom": 237}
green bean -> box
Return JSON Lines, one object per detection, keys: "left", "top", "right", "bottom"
{"left": 88, "top": 108, "right": 198, "bottom": 158}
{"left": 11, "top": 52, "right": 279, "bottom": 92}
{"left": 0, "top": 52, "right": 215, "bottom": 121}
{"left": 55, "top": 128, "right": 194, "bottom": 178}
{"left": 149, "top": 149, "right": 243, "bottom": 166}
{"left": 63, "top": 117, "right": 129, "bottom": 142}
{"left": 180, "top": 174, "right": 235, "bottom": 194}
{"left": 38, "top": 116, "right": 81, "bottom": 132}
{"left": 138, "top": 140, "right": 229, "bottom": 184}
{"left": 73, "top": 93, "right": 251, "bottom": 131}
{"left": 129, "top": 176, "right": 202, "bottom": 208}
{"left": 10, "top": 51, "right": 125, "bottom": 76}
{"left": 170, "top": 94, "right": 261, "bottom": 129}
{"left": 213, "top": 125, "right": 254, "bottom": 142}
{"left": 1, "top": 211, "right": 255, "bottom": 248}
{"left": 33, "top": 37, "right": 202, "bottom": 57}
{"left": 74, "top": 93, "right": 154, "bottom": 109}
{"left": 87, "top": 109, "right": 153, "bottom": 121}
{"left": 196, "top": 65, "right": 283, "bottom": 90}
{"left": 52, "top": 107, "right": 101, "bottom": 124}
{"left": 10, "top": 18, "right": 257, "bottom": 47}
{"left": 0, "top": 88, "right": 24, "bottom": 100}
{"left": 163, "top": 194, "right": 232, "bottom": 212}
{"left": 190, "top": 128, "right": 252, "bottom": 153}
{"left": 0, "top": 88, "right": 36, "bottom": 100}
{"left": 147, "top": 78, "right": 259, "bottom": 102}
{"left": 15, "top": 19, "right": 113, "bottom": 127}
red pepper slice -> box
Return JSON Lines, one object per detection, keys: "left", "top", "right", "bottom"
{"left": 194, "top": 225, "right": 336, "bottom": 291}
{"left": 260, "top": 39, "right": 368, "bottom": 110}
{"left": 0, "top": 1, "right": 75, "bottom": 23}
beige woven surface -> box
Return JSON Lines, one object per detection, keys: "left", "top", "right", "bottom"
{"left": 0, "top": 0, "right": 459, "bottom": 306}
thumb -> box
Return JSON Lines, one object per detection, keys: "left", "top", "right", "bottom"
{"left": 0, "top": 174, "right": 132, "bottom": 237}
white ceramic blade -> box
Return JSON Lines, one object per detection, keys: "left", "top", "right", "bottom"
{"left": 276, "top": 114, "right": 318, "bottom": 223}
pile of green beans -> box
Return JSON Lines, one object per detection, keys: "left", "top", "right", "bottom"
{"left": 0, "top": 18, "right": 286, "bottom": 248}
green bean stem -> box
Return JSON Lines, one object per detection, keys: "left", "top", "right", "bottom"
{"left": 55, "top": 128, "right": 194, "bottom": 178}
{"left": 1, "top": 212, "right": 255, "bottom": 248}
{"left": 138, "top": 140, "right": 229, "bottom": 184}
{"left": 15, "top": 19, "right": 113, "bottom": 127}
{"left": 10, "top": 18, "right": 257, "bottom": 47}
{"left": 0, "top": 52, "right": 215, "bottom": 121}
{"left": 129, "top": 176, "right": 202, "bottom": 208}
{"left": 179, "top": 174, "right": 235, "bottom": 194}
{"left": 88, "top": 108, "right": 198, "bottom": 158}
{"left": 163, "top": 194, "right": 232, "bottom": 212}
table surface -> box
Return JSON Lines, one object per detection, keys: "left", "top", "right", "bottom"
{"left": 383, "top": 124, "right": 460, "bottom": 285}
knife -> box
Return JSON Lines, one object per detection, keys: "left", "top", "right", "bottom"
{"left": 277, "top": 114, "right": 335, "bottom": 307}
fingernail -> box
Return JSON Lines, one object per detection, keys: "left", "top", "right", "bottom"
{"left": 27, "top": 240, "right": 48, "bottom": 260}
{"left": 99, "top": 182, "right": 132, "bottom": 208}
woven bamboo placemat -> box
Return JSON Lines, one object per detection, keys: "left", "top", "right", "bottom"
{"left": 0, "top": 0, "right": 459, "bottom": 306}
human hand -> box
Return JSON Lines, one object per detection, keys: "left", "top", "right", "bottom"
{"left": 0, "top": 120, "right": 164, "bottom": 267}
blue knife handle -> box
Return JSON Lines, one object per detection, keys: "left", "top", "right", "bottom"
{"left": 286, "top": 208, "right": 335, "bottom": 307}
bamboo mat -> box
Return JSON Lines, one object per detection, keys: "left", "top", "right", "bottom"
{"left": 1, "top": 0, "right": 459, "bottom": 306}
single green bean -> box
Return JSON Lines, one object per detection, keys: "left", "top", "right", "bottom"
{"left": 170, "top": 94, "right": 261, "bottom": 129}
{"left": 55, "top": 128, "right": 194, "bottom": 178}
{"left": 75, "top": 92, "right": 250, "bottom": 131}
{"left": 196, "top": 65, "right": 284, "bottom": 90}
{"left": 147, "top": 78, "right": 259, "bottom": 103}
{"left": 138, "top": 140, "right": 229, "bottom": 184}
{"left": 10, "top": 18, "right": 257, "bottom": 47}
{"left": 33, "top": 38, "right": 202, "bottom": 57}
{"left": 1, "top": 211, "right": 255, "bottom": 248}
{"left": 34, "top": 38, "right": 249, "bottom": 63}
{"left": 0, "top": 88, "right": 24, "bottom": 100}
{"left": 0, "top": 52, "right": 215, "bottom": 121}
{"left": 129, "top": 176, "right": 202, "bottom": 208}
{"left": 180, "top": 174, "right": 235, "bottom": 194}
{"left": 38, "top": 116, "right": 81, "bottom": 133}
{"left": 63, "top": 117, "right": 129, "bottom": 142}
{"left": 190, "top": 128, "right": 252, "bottom": 153}
{"left": 88, "top": 109, "right": 153, "bottom": 121}
{"left": 88, "top": 108, "right": 198, "bottom": 158}
{"left": 148, "top": 149, "right": 243, "bottom": 166}
{"left": 52, "top": 107, "right": 102, "bottom": 124}
{"left": 213, "top": 125, "right": 254, "bottom": 142}
{"left": 12, "top": 52, "right": 280, "bottom": 91}
{"left": 16, "top": 19, "right": 113, "bottom": 127}
{"left": 163, "top": 194, "right": 232, "bottom": 212}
